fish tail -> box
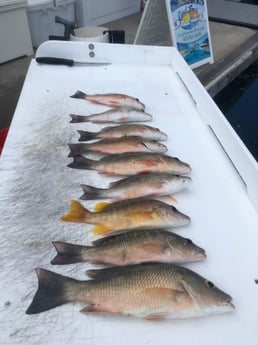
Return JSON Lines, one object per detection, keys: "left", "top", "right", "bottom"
{"left": 67, "top": 155, "right": 94, "bottom": 170}
{"left": 80, "top": 184, "right": 104, "bottom": 200}
{"left": 70, "top": 90, "right": 87, "bottom": 100}
{"left": 51, "top": 241, "right": 89, "bottom": 265}
{"left": 70, "top": 114, "right": 89, "bottom": 123}
{"left": 77, "top": 130, "right": 97, "bottom": 141}
{"left": 26, "top": 268, "right": 77, "bottom": 314}
{"left": 68, "top": 143, "right": 88, "bottom": 157}
{"left": 60, "top": 200, "right": 91, "bottom": 223}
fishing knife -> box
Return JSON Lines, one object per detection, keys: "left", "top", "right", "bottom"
{"left": 36, "top": 57, "right": 110, "bottom": 67}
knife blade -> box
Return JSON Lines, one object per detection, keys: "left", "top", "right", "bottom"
{"left": 36, "top": 57, "right": 110, "bottom": 67}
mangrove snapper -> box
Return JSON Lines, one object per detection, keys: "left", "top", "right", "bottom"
{"left": 77, "top": 124, "right": 167, "bottom": 142}
{"left": 70, "top": 107, "right": 152, "bottom": 124}
{"left": 80, "top": 173, "right": 191, "bottom": 201}
{"left": 68, "top": 153, "right": 191, "bottom": 176}
{"left": 68, "top": 137, "right": 167, "bottom": 157}
{"left": 51, "top": 229, "right": 206, "bottom": 266}
{"left": 26, "top": 263, "right": 234, "bottom": 319}
{"left": 70, "top": 90, "right": 145, "bottom": 111}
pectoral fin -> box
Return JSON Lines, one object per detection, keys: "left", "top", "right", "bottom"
{"left": 94, "top": 201, "right": 112, "bottom": 212}
{"left": 144, "top": 313, "right": 169, "bottom": 321}
{"left": 92, "top": 224, "right": 112, "bottom": 235}
{"left": 160, "top": 195, "right": 178, "bottom": 204}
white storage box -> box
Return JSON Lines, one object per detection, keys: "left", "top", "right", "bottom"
{"left": 75, "top": 0, "right": 141, "bottom": 27}
{"left": 0, "top": 0, "right": 33, "bottom": 63}
{"left": 0, "top": 41, "right": 257, "bottom": 345}
{"left": 27, "top": 0, "right": 75, "bottom": 48}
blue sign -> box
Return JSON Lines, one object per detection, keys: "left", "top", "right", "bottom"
{"left": 167, "top": 0, "right": 213, "bottom": 68}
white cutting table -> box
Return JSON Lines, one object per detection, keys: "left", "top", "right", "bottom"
{"left": 0, "top": 42, "right": 257, "bottom": 345}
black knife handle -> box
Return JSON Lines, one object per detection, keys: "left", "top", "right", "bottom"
{"left": 36, "top": 57, "right": 74, "bottom": 66}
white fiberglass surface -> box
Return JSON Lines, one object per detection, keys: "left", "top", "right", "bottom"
{"left": 0, "top": 55, "right": 257, "bottom": 345}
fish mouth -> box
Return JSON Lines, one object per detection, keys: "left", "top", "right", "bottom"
{"left": 195, "top": 248, "right": 207, "bottom": 260}
{"left": 221, "top": 297, "right": 235, "bottom": 311}
{"left": 228, "top": 302, "right": 235, "bottom": 309}
{"left": 182, "top": 215, "right": 191, "bottom": 225}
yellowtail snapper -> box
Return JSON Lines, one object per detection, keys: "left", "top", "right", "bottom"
{"left": 60, "top": 198, "right": 190, "bottom": 235}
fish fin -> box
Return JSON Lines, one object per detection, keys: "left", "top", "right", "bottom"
{"left": 77, "top": 130, "right": 96, "bottom": 141}
{"left": 86, "top": 269, "right": 101, "bottom": 279}
{"left": 144, "top": 313, "right": 168, "bottom": 321}
{"left": 90, "top": 259, "right": 109, "bottom": 265}
{"left": 179, "top": 279, "right": 197, "bottom": 302}
{"left": 100, "top": 172, "right": 122, "bottom": 177}
{"left": 70, "top": 90, "right": 87, "bottom": 100}
{"left": 146, "top": 287, "right": 174, "bottom": 298}
{"left": 126, "top": 210, "right": 156, "bottom": 222}
{"left": 109, "top": 180, "right": 120, "bottom": 188}
{"left": 60, "top": 200, "right": 90, "bottom": 223}
{"left": 68, "top": 144, "right": 88, "bottom": 157}
{"left": 108, "top": 176, "right": 131, "bottom": 188}
{"left": 94, "top": 201, "right": 112, "bottom": 212}
{"left": 70, "top": 114, "right": 89, "bottom": 123}
{"left": 51, "top": 241, "right": 88, "bottom": 265}
{"left": 92, "top": 224, "right": 112, "bottom": 235}
{"left": 80, "top": 305, "right": 98, "bottom": 313}
{"left": 108, "top": 101, "right": 120, "bottom": 107}
{"left": 140, "top": 243, "right": 163, "bottom": 253}
{"left": 26, "top": 268, "right": 73, "bottom": 314}
{"left": 160, "top": 195, "right": 178, "bottom": 204}
{"left": 80, "top": 305, "right": 113, "bottom": 314}
{"left": 67, "top": 155, "right": 94, "bottom": 170}
{"left": 86, "top": 267, "right": 115, "bottom": 279}
{"left": 91, "top": 236, "right": 114, "bottom": 246}
{"left": 86, "top": 265, "right": 139, "bottom": 279}
{"left": 80, "top": 184, "right": 104, "bottom": 200}
{"left": 140, "top": 287, "right": 179, "bottom": 320}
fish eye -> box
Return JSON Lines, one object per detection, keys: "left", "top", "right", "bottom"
{"left": 170, "top": 206, "right": 177, "bottom": 211}
{"left": 204, "top": 280, "right": 215, "bottom": 288}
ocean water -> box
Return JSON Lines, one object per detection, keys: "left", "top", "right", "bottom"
{"left": 214, "top": 61, "right": 258, "bottom": 162}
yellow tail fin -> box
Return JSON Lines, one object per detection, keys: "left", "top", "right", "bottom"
{"left": 60, "top": 200, "right": 90, "bottom": 223}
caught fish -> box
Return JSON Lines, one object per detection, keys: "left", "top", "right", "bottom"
{"left": 70, "top": 90, "right": 145, "bottom": 111}
{"left": 80, "top": 173, "right": 191, "bottom": 201}
{"left": 68, "top": 137, "right": 167, "bottom": 157}
{"left": 60, "top": 198, "right": 190, "bottom": 234}
{"left": 26, "top": 263, "right": 234, "bottom": 319}
{"left": 70, "top": 107, "right": 152, "bottom": 124}
{"left": 51, "top": 230, "right": 206, "bottom": 266}
{"left": 68, "top": 153, "right": 191, "bottom": 176}
{"left": 77, "top": 124, "right": 168, "bottom": 142}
